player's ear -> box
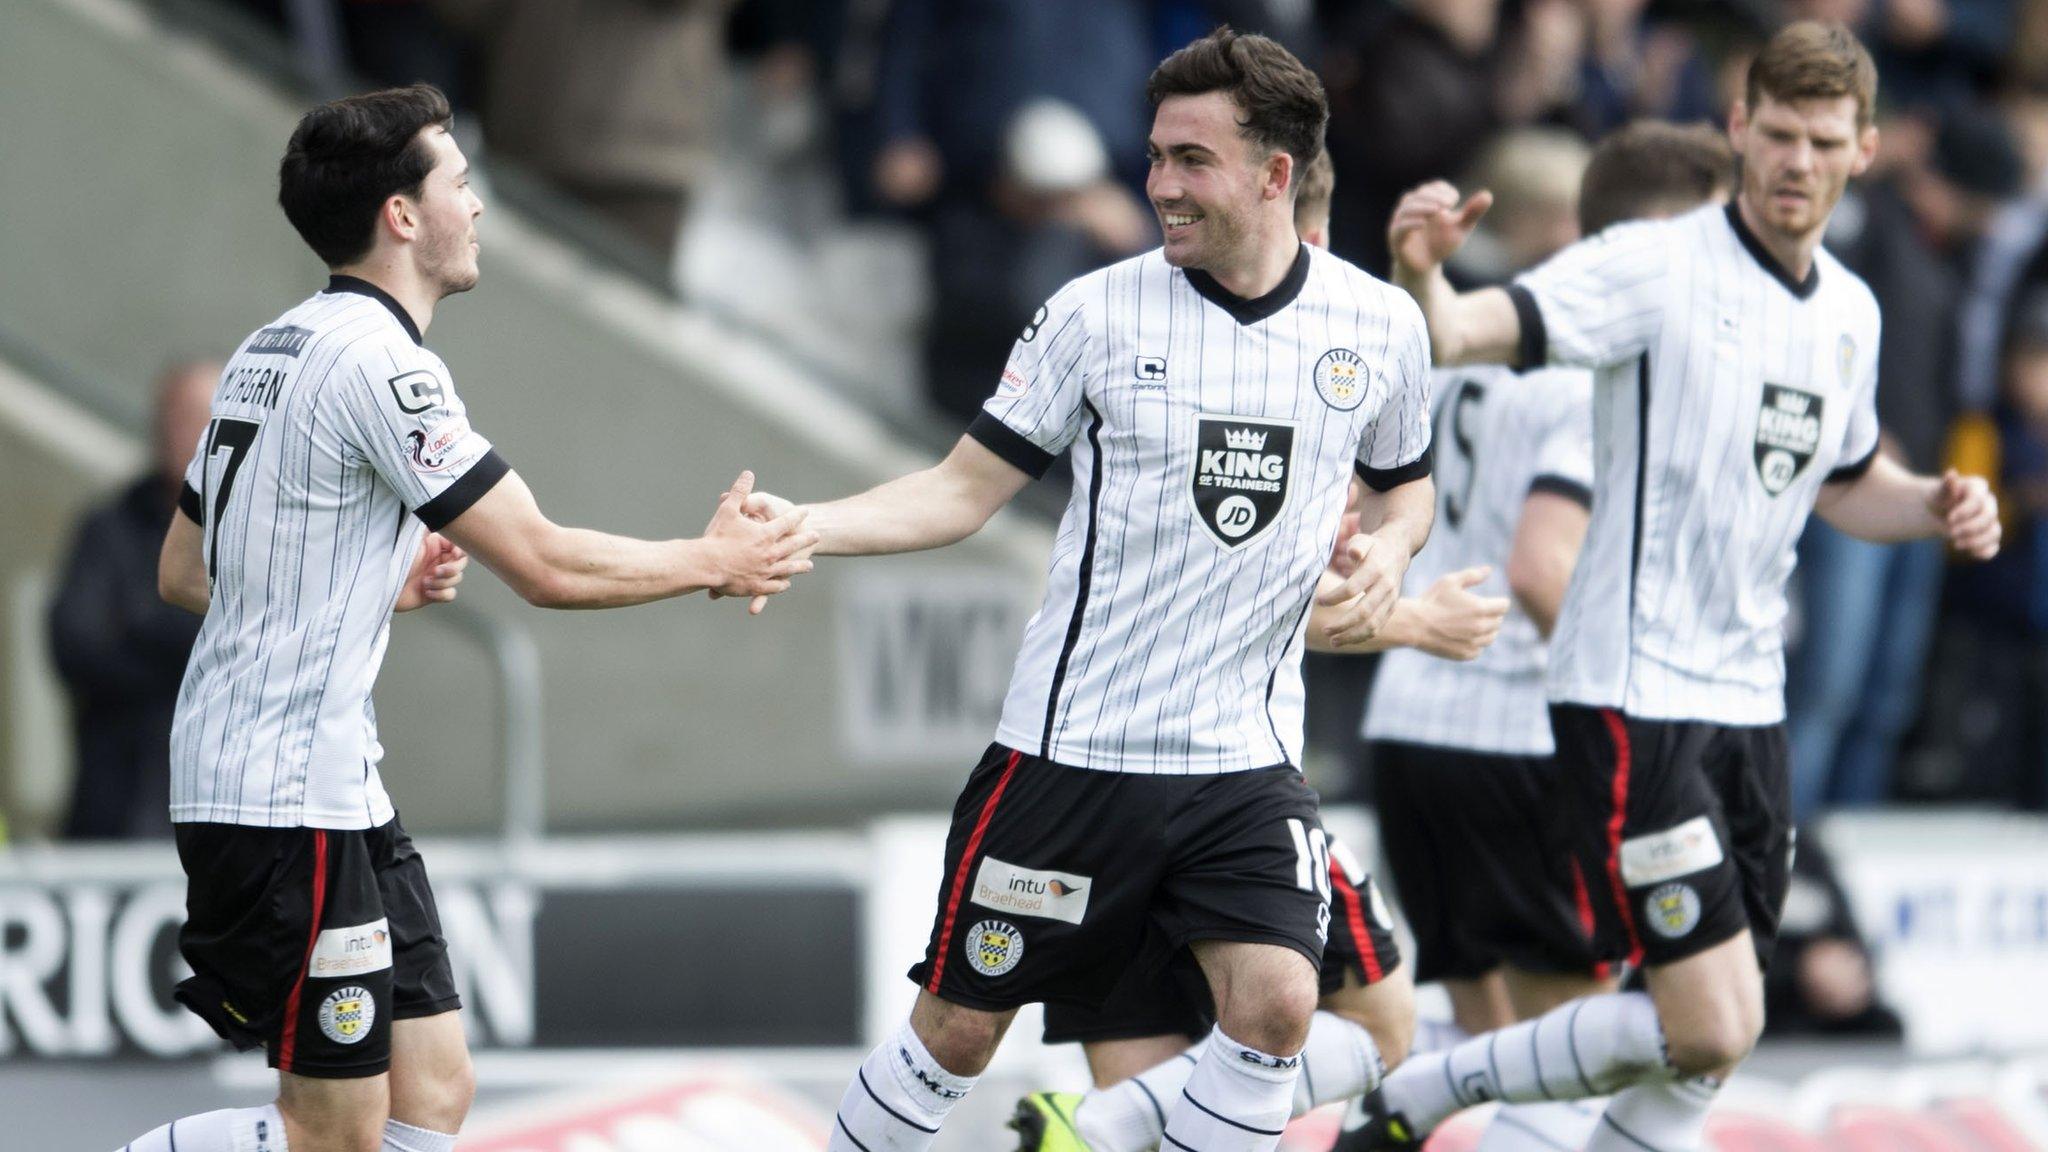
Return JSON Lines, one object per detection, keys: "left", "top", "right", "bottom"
{"left": 1727, "top": 101, "right": 1749, "bottom": 154}
{"left": 1265, "top": 150, "right": 1293, "bottom": 203}
{"left": 1851, "top": 123, "right": 1879, "bottom": 177}
{"left": 383, "top": 194, "right": 418, "bottom": 243}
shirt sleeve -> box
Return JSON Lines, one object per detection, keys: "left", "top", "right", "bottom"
{"left": 967, "top": 283, "right": 1096, "bottom": 479}
{"left": 1527, "top": 373, "right": 1595, "bottom": 508}
{"left": 1355, "top": 295, "right": 1435, "bottom": 491}
{"left": 178, "top": 434, "right": 207, "bottom": 524}
{"left": 1829, "top": 309, "right": 1882, "bottom": 483}
{"left": 1508, "top": 220, "right": 1671, "bottom": 371}
{"left": 332, "top": 346, "right": 511, "bottom": 531}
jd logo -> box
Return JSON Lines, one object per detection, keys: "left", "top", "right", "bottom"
{"left": 1192, "top": 415, "right": 1296, "bottom": 548}
{"left": 1754, "top": 384, "right": 1824, "bottom": 496}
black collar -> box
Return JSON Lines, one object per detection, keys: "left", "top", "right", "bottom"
{"left": 1724, "top": 203, "right": 1819, "bottom": 300}
{"left": 1184, "top": 244, "right": 1312, "bottom": 326}
{"left": 324, "top": 275, "right": 424, "bottom": 344}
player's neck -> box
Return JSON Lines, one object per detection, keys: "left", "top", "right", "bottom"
{"left": 1200, "top": 226, "right": 1305, "bottom": 300}
{"left": 328, "top": 259, "right": 437, "bottom": 337}
{"left": 1733, "top": 194, "right": 1821, "bottom": 284}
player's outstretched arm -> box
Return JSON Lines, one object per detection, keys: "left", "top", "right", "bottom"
{"left": 750, "top": 434, "right": 1032, "bottom": 557}
{"left": 157, "top": 511, "right": 210, "bottom": 614}
{"left": 438, "top": 468, "right": 818, "bottom": 610}
{"left": 1308, "top": 566, "right": 1507, "bottom": 658}
{"left": 1388, "top": 182, "right": 1524, "bottom": 367}
{"left": 1815, "top": 454, "right": 2001, "bottom": 558}
{"left": 1504, "top": 489, "right": 1591, "bottom": 637}
{"left": 1315, "top": 476, "right": 1437, "bottom": 646}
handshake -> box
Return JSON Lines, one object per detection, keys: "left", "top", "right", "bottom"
{"left": 704, "top": 470, "right": 815, "bottom": 614}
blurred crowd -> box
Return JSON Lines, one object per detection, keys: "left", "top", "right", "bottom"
{"left": 65, "top": 0, "right": 2048, "bottom": 843}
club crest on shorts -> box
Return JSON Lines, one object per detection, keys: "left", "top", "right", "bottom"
{"left": 317, "top": 986, "right": 376, "bottom": 1044}
{"left": 1192, "top": 414, "right": 1296, "bottom": 549}
{"left": 1645, "top": 883, "right": 1702, "bottom": 939}
{"left": 1312, "top": 348, "right": 1374, "bottom": 411}
{"left": 966, "top": 919, "right": 1024, "bottom": 977}
{"left": 1753, "top": 384, "right": 1824, "bottom": 496}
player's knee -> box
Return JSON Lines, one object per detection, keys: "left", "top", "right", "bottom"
{"left": 912, "top": 1007, "right": 1007, "bottom": 1075}
{"left": 1370, "top": 1009, "right": 1414, "bottom": 1071}
{"left": 1662, "top": 1004, "right": 1759, "bottom": 1076}
{"left": 1223, "top": 975, "right": 1320, "bottom": 1055}
{"left": 408, "top": 1050, "right": 476, "bottom": 1131}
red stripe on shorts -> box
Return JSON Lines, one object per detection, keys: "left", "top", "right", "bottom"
{"left": 925, "top": 750, "right": 1023, "bottom": 993}
{"left": 1599, "top": 709, "right": 1645, "bottom": 968}
{"left": 1568, "top": 857, "right": 1614, "bottom": 981}
{"left": 276, "top": 829, "right": 329, "bottom": 1072}
{"left": 1330, "top": 866, "right": 1384, "bottom": 984}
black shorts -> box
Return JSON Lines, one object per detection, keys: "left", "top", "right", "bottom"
{"left": 1549, "top": 705, "right": 1793, "bottom": 970}
{"left": 1039, "top": 832, "right": 1401, "bottom": 1045}
{"left": 910, "top": 744, "right": 1334, "bottom": 1017}
{"left": 1373, "top": 740, "right": 1608, "bottom": 983}
{"left": 173, "top": 815, "right": 461, "bottom": 1078}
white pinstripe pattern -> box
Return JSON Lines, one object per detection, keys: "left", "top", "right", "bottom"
{"left": 986, "top": 247, "right": 1434, "bottom": 773}
{"left": 1363, "top": 365, "right": 1593, "bottom": 755}
{"left": 171, "top": 289, "right": 498, "bottom": 828}
{"left": 1522, "top": 204, "right": 1882, "bottom": 724}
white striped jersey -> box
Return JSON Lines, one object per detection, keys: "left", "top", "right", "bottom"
{"left": 170, "top": 277, "right": 510, "bottom": 828}
{"left": 972, "top": 245, "right": 1434, "bottom": 774}
{"left": 1506, "top": 202, "right": 1882, "bottom": 725}
{"left": 1362, "top": 364, "right": 1593, "bottom": 756}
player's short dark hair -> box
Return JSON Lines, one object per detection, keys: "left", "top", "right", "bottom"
{"left": 1147, "top": 27, "right": 1328, "bottom": 188}
{"left": 1747, "top": 21, "right": 1878, "bottom": 128}
{"left": 279, "top": 84, "right": 453, "bottom": 267}
{"left": 1294, "top": 150, "right": 1334, "bottom": 231}
{"left": 1578, "top": 122, "right": 1735, "bottom": 235}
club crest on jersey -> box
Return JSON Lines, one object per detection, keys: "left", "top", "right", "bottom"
{"left": 1753, "top": 384, "right": 1824, "bottom": 496}
{"left": 1192, "top": 415, "right": 1296, "bottom": 549}
{"left": 1312, "top": 348, "right": 1373, "bottom": 411}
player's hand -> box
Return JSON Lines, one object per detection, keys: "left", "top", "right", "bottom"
{"left": 741, "top": 488, "right": 798, "bottom": 524}
{"left": 1410, "top": 567, "right": 1509, "bottom": 661}
{"left": 1316, "top": 531, "right": 1414, "bottom": 646}
{"left": 1931, "top": 469, "right": 2000, "bottom": 559}
{"left": 1387, "top": 181, "right": 1493, "bottom": 280}
{"left": 395, "top": 533, "right": 468, "bottom": 612}
{"left": 704, "top": 471, "right": 818, "bottom": 614}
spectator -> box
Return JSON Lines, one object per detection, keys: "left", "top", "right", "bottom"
{"left": 46, "top": 362, "right": 217, "bottom": 840}
{"left": 1786, "top": 105, "right": 2021, "bottom": 820}
{"left": 1572, "top": 0, "right": 1720, "bottom": 138}
{"left": 868, "top": 0, "right": 1156, "bottom": 418}
{"left": 433, "top": 0, "right": 741, "bottom": 265}
{"left": 1320, "top": 0, "right": 1585, "bottom": 274}
{"left": 1763, "top": 827, "right": 1905, "bottom": 1038}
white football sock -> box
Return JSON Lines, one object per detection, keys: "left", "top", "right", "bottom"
{"left": 827, "top": 1021, "right": 976, "bottom": 1151}
{"left": 381, "top": 1118, "right": 457, "bottom": 1152}
{"left": 1380, "top": 992, "right": 1667, "bottom": 1133}
{"left": 1075, "top": 1048, "right": 1199, "bottom": 1152}
{"left": 119, "top": 1105, "right": 287, "bottom": 1152}
{"left": 1475, "top": 1101, "right": 1605, "bottom": 1152}
{"left": 1159, "top": 1027, "right": 1301, "bottom": 1152}
{"left": 1410, "top": 1018, "right": 1471, "bottom": 1055}
{"left": 1584, "top": 1076, "right": 1721, "bottom": 1152}
{"left": 1075, "top": 1011, "right": 1383, "bottom": 1152}
{"left": 1291, "top": 1011, "right": 1386, "bottom": 1117}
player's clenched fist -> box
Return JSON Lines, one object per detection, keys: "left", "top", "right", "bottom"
{"left": 1932, "top": 469, "right": 2000, "bottom": 559}
{"left": 704, "top": 471, "right": 818, "bottom": 613}
{"left": 1317, "top": 531, "right": 1414, "bottom": 646}
{"left": 395, "top": 533, "right": 468, "bottom": 612}
{"left": 1387, "top": 181, "right": 1493, "bottom": 280}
